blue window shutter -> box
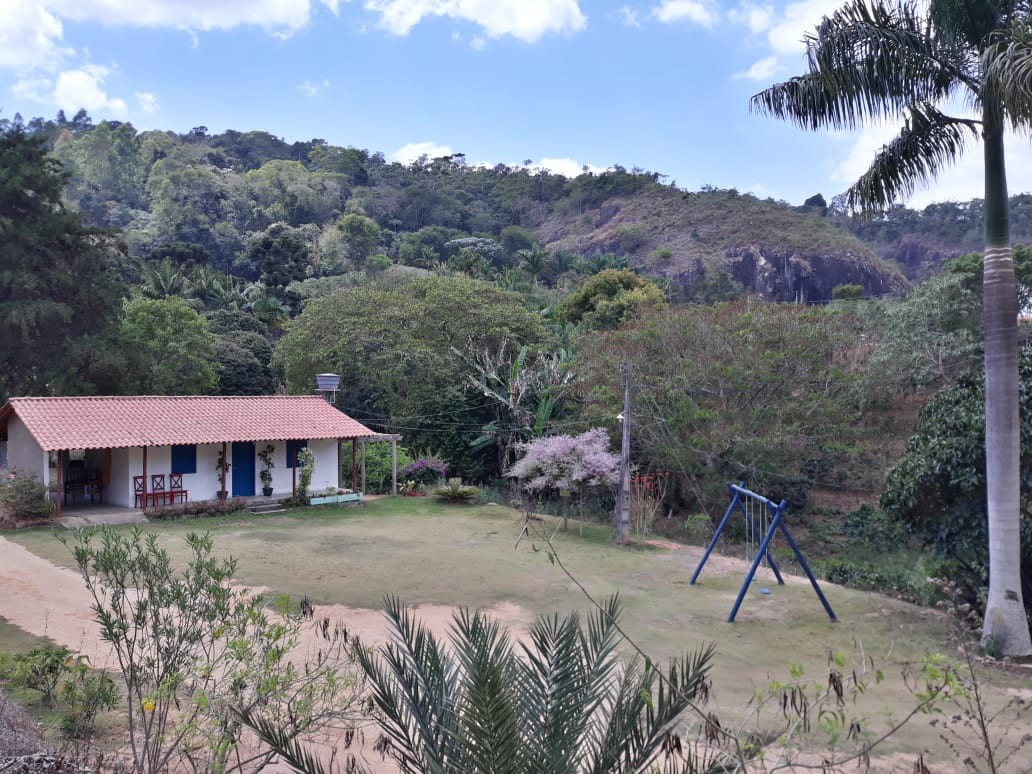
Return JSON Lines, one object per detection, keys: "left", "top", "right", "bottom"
{"left": 286, "top": 439, "right": 308, "bottom": 468}
{"left": 171, "top": 445, "right": 197, "bottom": 474}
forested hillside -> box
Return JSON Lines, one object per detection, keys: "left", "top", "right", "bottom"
{"left": 3, "top": 110, "right": 1029, "bottom": 583}
{"left": 2, "top": 111, "right": 909, "bottom": 303}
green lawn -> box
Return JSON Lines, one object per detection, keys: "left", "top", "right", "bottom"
{"left": 5, "top": 497, "right": 1030, "bottom": 767}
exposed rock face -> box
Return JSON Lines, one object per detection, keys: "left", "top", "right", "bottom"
{"left": 721, "top": 245, "right": 908, "bottom": 302}
{"left": 539, "top": 190, "right": 910, "bottom": 301}
{"left": 878, "top": 236, "right": 954, "bottom": 281}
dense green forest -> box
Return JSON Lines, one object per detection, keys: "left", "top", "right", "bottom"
{"left": 3, "top": 110, "right": 1032, "bottom": 607}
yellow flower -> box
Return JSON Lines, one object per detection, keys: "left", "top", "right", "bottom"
{"left": 141, "top": 698, "right": 156, "bottom": 713}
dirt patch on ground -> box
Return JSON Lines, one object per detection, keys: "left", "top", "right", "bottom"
{"left": 0, "top": 536, "right": 531, "bottom": 771}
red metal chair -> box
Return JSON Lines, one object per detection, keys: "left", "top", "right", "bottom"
{"left": 150, "top": 474, "right": 167, "bottom": 506}
{"left": 169, "top": 473, "right": 188, "bottom": 504}
{"left": 133, "top": 476, "right": 147, "bottom": 509}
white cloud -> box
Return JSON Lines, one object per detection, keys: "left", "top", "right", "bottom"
{"left": 364, "top": 0, "right": 587, "bottom": 43}
{"left": 822, "top": 112, "right": 1032, "bottom": 208}
{"left": 534, "top": 157, "right": 605, "bottom": 177}
{"left": 0, "top": 0, "right": 72, "bottom": 71}
{"left": 726, "top": 0, "right": 841, "bottom": 88}
{"left": 732, "top": 56, "right": 778, "bottom": 81}
{"left": 12, "top": 75, "right": 53, "bottom": 103}
{"left": 43, "top": 0, "right": 340, "bottom": 34}
{"left": 618, "top": 5, "right": 642, "bottom": 28}
{"left": 727, "top": 3, "right": 774, "bottom": 34}
{"left": 52, "top": 64, "right": 129, "bottom": 117}
{"left": 763, "top": 0, "right": 840, "bottom": 55}
{"left": 470, "top": 35, "right": 486, "bottom": 50}
{"left": 651, "top": 0, "right": 717, "bottom": 28}
{"left": 135, "top": 91, "right": 160, "bottom": 113}
{"left": 1, "top": 1, "right": 344, "bottom": 121}
{"left": 391, "top": 141, "right": 455, "bottom": 164}
{"left": 13, "top": 63, "right": 130, "bottom": 117}
{"left": 298, "top": 78, "right": 331, "bottom": 96}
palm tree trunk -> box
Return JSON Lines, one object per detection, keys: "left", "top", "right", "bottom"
{"left": 981, "top": 113, "right": 1032, "bottom": 656}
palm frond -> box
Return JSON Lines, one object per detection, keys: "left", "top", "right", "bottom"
{"left": 847, "top": 102, "right": 978, "bottom": 214}
{"left": 983, "top": 22, "right": 1032, "bottom": 123}
{"left": 353, "top": 595, "right": 459, "bottom": 773}
{"left": 448, "top": 608, "right": 524, "bottom": 774}
{"left": 234, "top": 704, "right": 332, "bottom": 774}
{"left": 587, "top": 642, "right": 715, "bottom": 774}
{"left": 515, "top": 612, "right": 591, "bottom": 774}
{"left": 752, "top": 0, "right": 967, "bottom": 130}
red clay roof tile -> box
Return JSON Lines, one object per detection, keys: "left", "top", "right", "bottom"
{"left": 2, "top": 396, "right": 377, "bottom": 451}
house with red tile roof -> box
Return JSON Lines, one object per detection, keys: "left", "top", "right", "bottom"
{"left": 0, "top": 395, "right": 381, "bottom": 514}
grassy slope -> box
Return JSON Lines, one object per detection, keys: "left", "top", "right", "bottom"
{"left": 9, "top": 500, "right": 1032, "bottom": 768}
{"left": 9, "top": 500, "right": 1016, "bottom": 763}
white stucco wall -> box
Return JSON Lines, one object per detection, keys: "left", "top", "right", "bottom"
{"left": 308, "top": 438, "right": 341, "bottom": 494}
{"left": 108, "top": 447, "right": 132, "bottom": 508}
{"left": 6, "top": 416, "right": 47, "bottom": 482}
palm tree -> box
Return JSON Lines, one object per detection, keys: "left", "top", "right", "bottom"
{"left": 517, "top": 243, "right": 552, "bottom": 285}
{"left": 752, "top": 0, "right": 1032, "bottom": 655}
{"left": 240, "top": 596, "right": 717, "bottom": 773}
{"left": 141, "top": 257, "right": 187, "bottom": 299}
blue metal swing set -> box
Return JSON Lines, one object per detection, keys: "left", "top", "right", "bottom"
{"left": 690, "top": 482, "right": 837, "bottom": 623}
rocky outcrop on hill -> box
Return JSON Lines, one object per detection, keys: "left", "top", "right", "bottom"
{"left": 720, "top": 245, "right": 908, "bottom": 302}
{"left": 540, "top": 187, "right": 909, "bottom": 302}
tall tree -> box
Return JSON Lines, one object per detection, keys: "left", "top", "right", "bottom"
{"left": 752, "top": 0, "right": 1032, "bottom": 654}
{"left": 0, "top": 128, "right": 125, "bottom": 401}
{"left": 118, "top": 297, "right": 219, "bottom": 395}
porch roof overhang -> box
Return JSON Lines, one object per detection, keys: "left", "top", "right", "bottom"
{"left": 0, "top": 395, "right": 378, "bottom": 452}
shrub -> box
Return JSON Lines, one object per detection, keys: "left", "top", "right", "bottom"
{"left": 842, "top": 504, "right": 909, "bottom": 552}
{"left": 507, "top": 428, "right": 619, "bottom": 493}
{"left": 432, "top": 478, "right": 479, "bottom": 503}
{"left": 144, "top": 496, "right": 248, "bottom": 521}
{"left": 342, "top": 443, "right": 411, "bottom": 494}
{"left": 815, "top": 557, "right": 941, "bottom": 606}
{"left": 286, "top": 447, "right": 317, "bottom": 506}
{"left": 58, "top": 658, "right": 119, "bottom": 738}
{"left": 0, "top": 470, "right": 55, "bottom": 520}
{"left": 831, "top": 283, "right": 865, "bottom": 300}
{"left": 10, "top": 645, "right": 72, "bottom": 706}
{"left": 401, "top": 455, "right": 447, "bottom": 487}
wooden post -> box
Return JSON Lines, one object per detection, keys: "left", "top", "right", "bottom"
{"left": 291, "top": 443, "right": 297, "bottom": 496}
{"left": 392, "top": 439, "right": 398, "bottom": 496}
{"left": 351, "top": 439, "right": 357, "bottom": 492}
{"left": 361, "top": 440, "right": 367, "bottom": 494}
{"left": 220, "top": 442, "right": 226, "bottom": 499}
{"left": 143, "top": 446, "right": 149, "bottom": 507}
{"left": 616, "top": 363, "right": 632, "bottom": 544}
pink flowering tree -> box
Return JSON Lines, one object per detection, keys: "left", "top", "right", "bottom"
{"left": 507, "top": 428, "right": 619, "bottom": 531}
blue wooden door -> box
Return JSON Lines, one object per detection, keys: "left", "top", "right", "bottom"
{"left": 232, "top": 442, "right": 256, "bottom": 497}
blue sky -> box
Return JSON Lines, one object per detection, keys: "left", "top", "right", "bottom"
{"left": 3, "top": 0, "right": 1031, "bottom": 208}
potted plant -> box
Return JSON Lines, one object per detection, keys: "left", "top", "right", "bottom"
{"left": 215, "top": 449, "right": 230, "bottom": 499}
{"left": 258, "top": 444, "right": 275, "bottom": 497}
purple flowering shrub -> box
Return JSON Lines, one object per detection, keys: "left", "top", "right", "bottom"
{"left": 400, "top": 456, "right": 448, "bottom": 486}
{"left": 507, "top": 428, "right": 619, "bottom": 492}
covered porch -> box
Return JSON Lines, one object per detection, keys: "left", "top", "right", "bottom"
{"left": 1, "top": 395, "right": 385, "bottom": 518}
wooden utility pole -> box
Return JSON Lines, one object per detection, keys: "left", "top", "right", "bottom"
{"left": 616, "top": 362, "right": 632, "bottom": 544}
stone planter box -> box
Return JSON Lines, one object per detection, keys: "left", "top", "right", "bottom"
{"left": 309, "top": 492, "right": 362, "bottom": 506}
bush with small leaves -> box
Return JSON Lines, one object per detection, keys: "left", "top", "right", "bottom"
{"left": 144, "top": 497, "right": 249, "bottom": 521}
{"left": 0, "top": 470, "right": 55, "bottom": 521}
{"left": 58, "top": 658, "right": 118, "bottom": 738}
{"left": 10, "top": 645, "right": 72, "bottom": 706}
